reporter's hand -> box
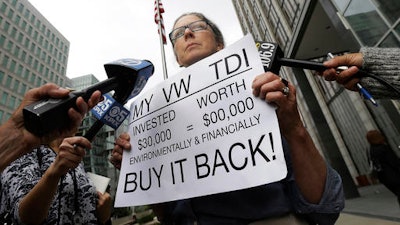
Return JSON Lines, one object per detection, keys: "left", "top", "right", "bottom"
{"left": 10, "top": 83, "right": 102, "bottom": 151}
{"left": 110, "top": 132, "right": 131, "bottom": 170}
{"left": 51, "top": 136, "right": 91, "bottom": 177}
{"left": 320, "top": 53, "right": 364, "bottom": 91}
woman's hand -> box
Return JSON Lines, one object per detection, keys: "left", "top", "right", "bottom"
{"left": 96, "top": 191, "right": 112, "bottom": 224}
{"left": 51, "top": 136, "right": 91, "bottom": 177}
{"left": 252, "top": 72, "right": 302, "bottom": 137}
{"left": 109, "top": 132, "right": 131, "bottom": 170}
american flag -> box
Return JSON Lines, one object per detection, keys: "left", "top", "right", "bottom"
{"left": 154, "top": 0, "right": 166, "bottom": 45}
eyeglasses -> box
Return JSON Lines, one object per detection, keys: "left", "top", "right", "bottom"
{"left": 169, "top": 20, "right": 209, "bottom": 43}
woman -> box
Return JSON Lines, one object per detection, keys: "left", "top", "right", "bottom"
{"left": 0, "top": 136, "right": 111, "bottom": 225}
{"left": 111, "top": 12, "right": 344, "bottom": 225}
{"left": 367, "top": 130, "right": 400, "bottom": 206}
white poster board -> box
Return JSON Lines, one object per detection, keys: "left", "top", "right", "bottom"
{"left": 115, "top": 34, "right": 287, "bottom": 207}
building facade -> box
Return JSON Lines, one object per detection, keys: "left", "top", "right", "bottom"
{"left": 231, "top": 0, "right": 400, "bottom": 198}
{"left": 0, "top": 0, "right": 70, "bottom": 123}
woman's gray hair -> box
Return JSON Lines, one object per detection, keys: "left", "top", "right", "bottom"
{"left": 171, "top": 12, "right": 225, "bottom": 47}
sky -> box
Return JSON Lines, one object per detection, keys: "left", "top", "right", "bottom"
{"left": 27, "top": 0, "right": 244, "bottom": 90}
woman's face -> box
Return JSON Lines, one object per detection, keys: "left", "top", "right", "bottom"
{"left": 172, "top": 15, "right": 223, "bottom": 67}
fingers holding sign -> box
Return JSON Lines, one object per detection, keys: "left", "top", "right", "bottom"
{"left": 252, "top": 72, "right": 303, "bottom": 137}
{"left": 110, "top": 132, "right": 131, "bottom": 170}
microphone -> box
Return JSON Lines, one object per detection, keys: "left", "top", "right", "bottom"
{"left": 90, "top": 93, "right": 129, "bottom": 130}
{"left": 255, "top": 41, "right": 326, "bottom": 73}
{"left": 83, "top": 94, "right": 130, "bottom": 141}
{"left": 23, "top": 58, "right": 154, "bottom": 137}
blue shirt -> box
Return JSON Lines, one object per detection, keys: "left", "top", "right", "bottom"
{"left": 161, "top": 140, "right": 345, "bottom": 225}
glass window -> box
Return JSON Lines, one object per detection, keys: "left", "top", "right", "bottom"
{"left": 0, "top": 70, "right": 4, "bottom": 83}
{"left": 6, "top": 40, "right": 13, "bottom": 51}
{"left": 24, "top": 69, "right": 29, "bottom": 79}
{"left": 7, "top": 8, "right": 14, "bottom": 19}
{"left": 13, "top": 45, "right": 20, "bottom": 57}
{"left": 344, "top": 0, "right": 388, "bottom": 46}
{"left": 10, "top": 27, "right": 17, "bottom": 38}
{"left": 6, "top": 75, "right": 12, "bottom": 87}
{"left": 27, "top": 25, "right": 32, "bottom": 36}
{"left": 395, "top": 23, "right": 400, "bottom": 37}
{"left": 33, "top": 59, "right": 38, "bottom": 70}
{"left": 2, "top": 55, "right": 9, "bottom": 68}
{"left": 0, "top": 3, "right": 7, "bottom": 14}
{"left": 17, "top": 3, "right": 24, "bottom": 13}
{"left": 378, "top": 32, "right": 400, "bottom": 47}
{"left": 21, "top": 20, "right": 26, "bottom": 30}
{"left": 13, "top": 79, "right": 19, "bottom": 92}
{"left": 17, "top": 32, "right": 23, "bottom": 42}
{"left": 373, "top": 0, "right": 400, "bottom": 24}
{"left": 39, "top": 64, "right": 44, "bottom": 73}
{"left": 4, "top": 21, "right": 10, "bottom": 32}
{"left": 36, "top": 77, "right": 42, "bottom": 86}
{"left": 1, "top": 92, "right": 8, "bottom": 105}
{"left": 27, "top": 55, "right": 33, "bottom": 65}
{"left": 30, "top": 42, "right": 35, "bottom": 53}
{"left": 29, "top": 73, "right": 36, "bottom": 83}
{"left": 10, "top": 60, "right": 16, "bottom": 73}
{"left": 17, "top": 65, "right": 23, "bottom": 76}
{"left": 39, "top": 35, "right": 43, "bottom": 45}
{"left": 0, "top": 35, "right": 5, "bottom": 47}
{"left": 24, "top": 38, "right": 30, "bottom": 48}
{"left": 8, "top": 96, "right": 16, "bottom": 109}
{"left": 33, "top": 31, "right": 38, "bottom": 40}
{"left": 332, "top": 0, "right": 350, "bottom": 13}
{"left": 21, "top": 83, "right": 27, "bottom": 94}
{"left": 21, "top": 50, "right": 26, "bottom": 61}
{"left": 14, "top": 15, "right": 20, "bottom": 25}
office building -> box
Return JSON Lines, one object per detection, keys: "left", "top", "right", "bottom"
{"left": 0, "top": 0, "right": 70, "bottom": 123}
{"left": 231, "top": 0, "right": 400, "bottom": 198}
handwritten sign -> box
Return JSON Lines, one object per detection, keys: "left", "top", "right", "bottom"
{"left": 115, "top": 34, "right": 287, "bottom": 207}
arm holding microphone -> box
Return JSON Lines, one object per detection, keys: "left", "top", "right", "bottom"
{"left": 0, "top": 83, "right": 101, "bottom": 172}
{"left": 321, "top": 47, "right": 400, "bottom": 99}
{"left": 23, "top": 58, "right": 154, "bottom": 141}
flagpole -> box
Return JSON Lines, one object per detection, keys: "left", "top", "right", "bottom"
{"left": 155, "top": 0, "right": 168, "bottom": 80}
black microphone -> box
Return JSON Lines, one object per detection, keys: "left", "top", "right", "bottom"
{"left": 23, "top": 58, "right": 154, "bottom": 137}
{"left": 255, "top": 41, "right": 326, "bottom": 73}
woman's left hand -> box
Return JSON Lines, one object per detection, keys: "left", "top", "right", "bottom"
{"left": 252, "top": 72, "right": 303, "bottom": 137}
{"left": 96, "top": 191, "right": 112, "bottom": 224}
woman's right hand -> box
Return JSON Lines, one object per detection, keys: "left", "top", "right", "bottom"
{"left": 109, "top": 132, "right": 131, "bottom": 170}
{"left": 52, "top": 136, "right": 91, "bottom": 177}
